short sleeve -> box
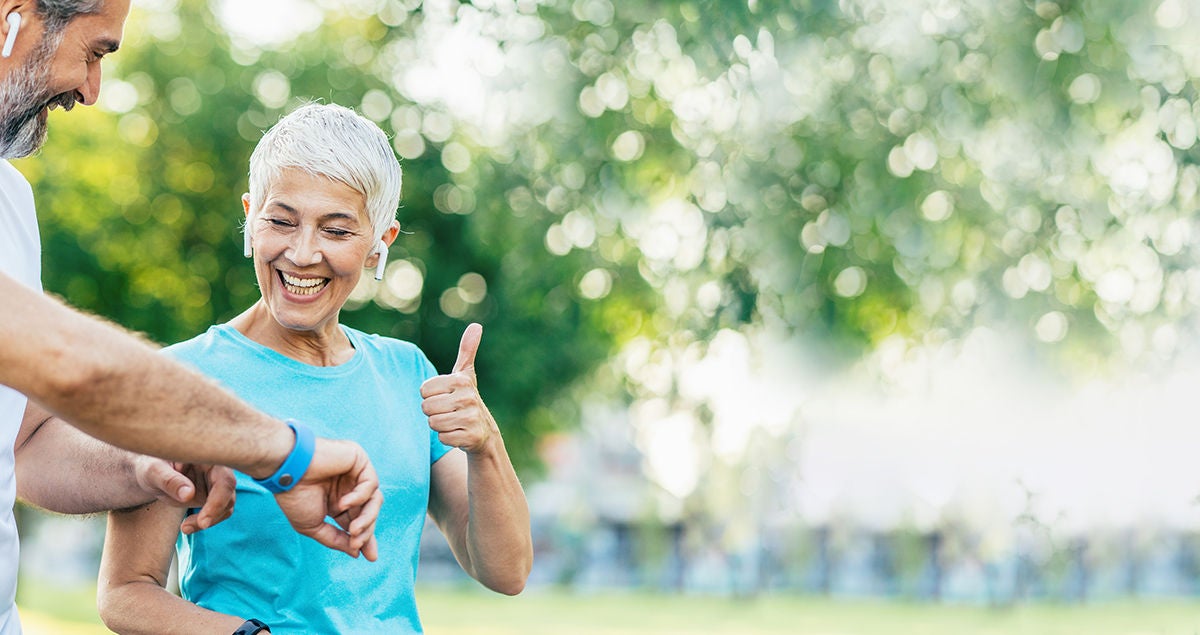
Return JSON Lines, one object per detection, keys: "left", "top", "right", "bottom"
{"left": 419, "top": 351, "right": 454, "bottom": 465}
{"left": 430, "top": 429, "right": 453, "bottom": 464}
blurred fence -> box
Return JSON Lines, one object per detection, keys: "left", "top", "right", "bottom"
{"left": 416, "top": 501, "right": 1200, "bottom": 604}
{"left": 19, "top": 485, "right": 1200, "bottom": 607}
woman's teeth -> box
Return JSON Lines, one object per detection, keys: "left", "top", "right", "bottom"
{"left": 281, "top": 272, "right": 328, "bottom": 296}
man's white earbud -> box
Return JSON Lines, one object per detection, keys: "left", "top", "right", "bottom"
{"left": 374, "top": 240, "right": 388, "bottom": 281}
{"left": 2, "top": 13, "right": 21, "bottom": 59}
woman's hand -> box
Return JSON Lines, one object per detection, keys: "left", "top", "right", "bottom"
{"left": 422, "top": 323, "right": 532, "bottom": 594}
{"left": 420, "top": 323, "right": 498, "bottom": 455}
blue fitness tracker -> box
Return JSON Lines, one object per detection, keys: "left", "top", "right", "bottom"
{"left": 253, "top": 419, "right": 315, "bottom": 494}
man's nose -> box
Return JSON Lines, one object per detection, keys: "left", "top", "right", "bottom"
{"left": 76, "top": 62, "right": 103, "bottom": 106}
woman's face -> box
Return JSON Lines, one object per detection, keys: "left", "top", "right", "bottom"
{"left": 246, "top": 167, "right": 378, "bottom": 336}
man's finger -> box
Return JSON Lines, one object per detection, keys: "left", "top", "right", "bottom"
{"left": 150, "top": 464, "right": 195, "bottom": 505}
{"left": 349, "top": 490, "right": 384, "bottom": 544}
{"left": 361, "top": 534, "right": 379, "bottom": 562}
{"left": 302, "top": 522, "right": 357, "bottom": 558}
{"left": 452, "top": 322, "right": 483, "bottom": 374}
{"left": 179, "top": 507, "right": 230, "bottom": 535}
{"left": 180, "top": 516, "right": 201, "bottom": 535}
{"left": 336, "top": 465, "right": 380, "bottom": 513}
{"left": 190, "top": 468, "right": 237, "bottom": 531}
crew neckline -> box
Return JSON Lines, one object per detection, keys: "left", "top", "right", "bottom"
{"left": 209, "top": 322, "right": 365, "bottom": 377}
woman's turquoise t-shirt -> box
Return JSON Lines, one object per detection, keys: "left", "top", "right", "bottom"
{"left": 166, "top": 324, "right": 452, "bottom": 634}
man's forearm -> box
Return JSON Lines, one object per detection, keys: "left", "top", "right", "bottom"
{"left": 0, "top": 275, "right": 291, "bottom": 478}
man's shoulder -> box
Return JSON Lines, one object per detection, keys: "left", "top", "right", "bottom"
{"left": 0, "top": 160, "right": 27, "bottom": 184}
{"left": 0, "top": 160, "right": 33, "bottom": 201}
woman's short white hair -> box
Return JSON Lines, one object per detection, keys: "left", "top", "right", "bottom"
{"left": 246, "top": 103, "right": 401, "bottom": 243}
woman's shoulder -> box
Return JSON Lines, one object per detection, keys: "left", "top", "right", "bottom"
{"left": 162, "top": 324, "right": 239, "bottom": 363}
{"left": 162, "top": 325, "right": 217, "bottom": 355}
{"left": 342, "top": 325, "right": 428, "bottom": 362}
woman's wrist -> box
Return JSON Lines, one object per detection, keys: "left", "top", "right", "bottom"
{"left": 233, "top": 618, "right": 271, "bottom": 634}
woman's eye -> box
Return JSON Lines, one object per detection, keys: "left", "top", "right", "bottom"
{"left": 325, "top": 228, "right": 352, "bottom": 237}
{"left": 267, "top": 218, "right": 292, "bottom": 227}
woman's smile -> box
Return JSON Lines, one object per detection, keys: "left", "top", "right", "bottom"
{"left": 278, "top": 270, "right": 330, "bottom": 297}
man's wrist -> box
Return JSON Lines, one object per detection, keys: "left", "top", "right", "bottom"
{"left": 251, "top": 420, "right": 315, "bottom": 494}
{"left": 244, "top": 419, "right": 300, "bottom": 480}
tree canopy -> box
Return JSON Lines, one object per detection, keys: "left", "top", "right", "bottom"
{"left": 18, "top": 0, "right": 1200, "bottom": 474}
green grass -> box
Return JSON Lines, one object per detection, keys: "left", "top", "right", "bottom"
{"left": 17, "top": 580, "right": 106, "bottom": 632}
{"left": 15, "top": 580, "right": 1200, "bottom": 634}
{"left": 417, "top": 589, "right": 1200, "bottom": 635}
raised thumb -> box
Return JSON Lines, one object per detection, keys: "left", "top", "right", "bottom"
{"left": 452, "top": 323, "right": 483, "bottom": 374}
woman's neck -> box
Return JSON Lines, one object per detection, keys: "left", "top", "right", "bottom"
{"left": 228, "top": 302, "right": 355, "bottom": 367}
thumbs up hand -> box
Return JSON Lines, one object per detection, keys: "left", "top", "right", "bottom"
{"left": 420, "top": 323, "right": 497, "bottom": 454}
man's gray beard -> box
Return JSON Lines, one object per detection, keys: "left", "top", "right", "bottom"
{"left": 0, "top": 35, "right": 61, "bottom": 159}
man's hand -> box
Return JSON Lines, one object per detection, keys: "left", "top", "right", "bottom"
{"left": 273, "top": 438, "right": 383, "bottom": 561}
{"left": 421, "top": 322, "right": 498, "bottom": 454}
{"left": 132, "top": 458, "right": 236, "bottom": 534}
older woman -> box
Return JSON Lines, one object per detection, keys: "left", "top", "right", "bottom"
{"left": 96, "top": 103, "right": 532, "bottom": 635}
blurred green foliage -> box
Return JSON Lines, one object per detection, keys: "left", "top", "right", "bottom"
{"left": 15, "top": 0, "right": 1200, "bottom": 470}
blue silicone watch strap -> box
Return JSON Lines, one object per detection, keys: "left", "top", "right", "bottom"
{"left": 253, "top": 420, "right": 315, "bottom": 494}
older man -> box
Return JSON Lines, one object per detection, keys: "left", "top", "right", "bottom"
{"left": 0, "top": 1, "right": 384, "bottom": 632}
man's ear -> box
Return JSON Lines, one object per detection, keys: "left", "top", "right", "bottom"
{"left": 0, "top": 0, "right": 32, "bottom": 32}
{"left": 0, "top": 1, "right": 39, "bottom": 60}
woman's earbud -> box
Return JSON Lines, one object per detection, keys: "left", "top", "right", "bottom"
{"left": 3, "top": 13, "right": 21, "bottom": 59}
{"left": 374, "top": 240, "right": 388, "bottom": 281}
{"left": 243, "top": 225, "right": 253, "bottom": 258}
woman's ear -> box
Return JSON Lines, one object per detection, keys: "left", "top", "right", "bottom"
{"left": 381, "top": 220, "right": 401, "bottom": 248}
{"left": 366, "top": 221, "right": 401, "bottom": 267}
{"left": 366, "top": 221, "right": 401, "bottom": 280}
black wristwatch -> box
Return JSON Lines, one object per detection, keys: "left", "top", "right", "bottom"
{"left": 233, "top": 619, "right": 270, "bottom": 634}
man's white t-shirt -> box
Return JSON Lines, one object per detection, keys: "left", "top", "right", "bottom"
{"left": 0, "top": 159, "right": 42, "bottom": 634}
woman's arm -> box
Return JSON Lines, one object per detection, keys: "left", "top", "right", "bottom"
{"left": 16, "top": 401, "right": 235, "bottom": 531}
{"left": 422, "top": 324, "right": 532, "bottom": 595}
{"left": 428, "top": 441, "right": 533, "bottom": 595}
{"left": 97, "top": 502, "right": 248, "bottom": 635}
